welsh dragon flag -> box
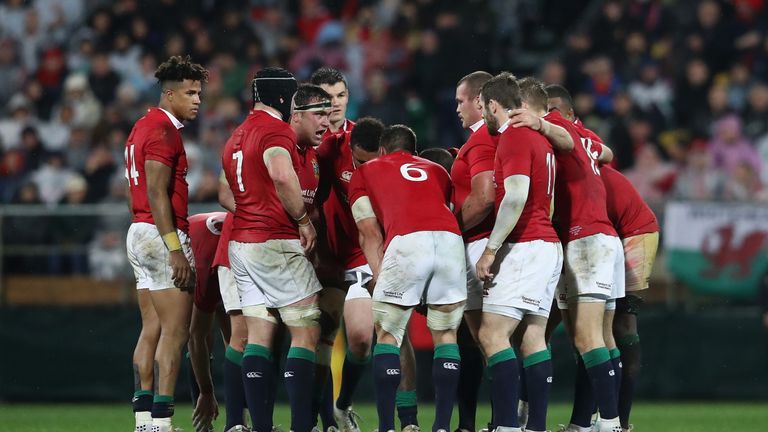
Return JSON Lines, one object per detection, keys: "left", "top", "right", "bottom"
{"left": 664, "top": 201, "right": 768, "bottom": 299}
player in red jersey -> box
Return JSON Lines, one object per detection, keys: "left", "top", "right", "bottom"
{"left": 517, "top": 81, "right": 621, "bottom": 432}
{"left": 124, "top": 56, "right": 207, "bottom": 432}
{"left": 450, "top": 70, "right": 495, "bottom": 432}
{"left": 185, "top": 212, "right": 229, "bottom": 432}
{"left": 313, "top": 66, "right": 420, "bottom": 432}
{"left": 222, "top": 68, "right": 321, "bottom": 432}
{"left": 473, "top": 73, "right": 563, "bottom": 432}
{"left": 548, "top": 84, "right": 659, "bottom": 432}
{"left": 349, "top": 125, "right": 466, "bottom": 432}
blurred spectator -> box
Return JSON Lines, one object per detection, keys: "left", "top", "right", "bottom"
{"left": 88, "top": 51, "right": 121, "bottom": 106}
{"left": 743, "top": 82, "right": 768, "bottom": 141}
{"left": 583, "top": 56, "right": 622, "bottom": 116}
{"left": 675, "top": 58, "right": 711, "bottom": 135}
{"left": 606, "top": 91, "right": 635, "bottom": 170}
{"left": 687, "top": 0, "right": 734, "bottom": 74}
{"left": 0, "top": 95, "right": 38, "bottom": 150}
{"left": 627, "top": 60, "right": 672, "bottom": 127}
{"left": 82, "top": 145, "right": 116, "bottom": 203}
{"left": 59, "top": 73, "right": 102, "bottom": 128}
{"left": 0, "top": 0, "right": 28, "bottom": 41}
{"left": 3, "top": 181, "right": 48, "bottom": 274}
{"left": 0, "top": 149, "right": 27, "bottom": 203}
{"left": 50, "top": 174, "right": 92, "bottom": 274}
{"left": 19, "top": 126, "right": 48, "bottom": 173}
{"left": 724, "top": 161, "right": 767, "bottom": 202}
{"left": 30, "top": 152, "right": 75, "bottom": 206}
{"left": 623, "top": 144, "right": 677, "bottom": 203}
{"left": 0, "top": 39, "right": 24, "bottom": 107}
{"left": 39, "top": 104, "right": 75, "bottom": 151}
{"left": 727, "top": 62, "right": 753, "bottom": 112}
{"left": 88, "top": 231, "right": 128, "bottom": 280}
{"left": 358, "top": 69, "right": 408, "bottom": 126}
{"left": 709, "top": 115, "right": 762, "bottom": 177}
{"left": 673, "top": 140, "right": 725, "bottom": 200}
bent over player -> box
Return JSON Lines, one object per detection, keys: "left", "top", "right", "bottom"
{"left": 349, "top": 125, "right": 467, "bottom": 432}
{"left": 126, "top": 55, "right": 207, "bottom": 432}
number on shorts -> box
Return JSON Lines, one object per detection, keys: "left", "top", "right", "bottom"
{"left": 580, "top": 137, "right": 600, "bottom": 176}
{"left": 546, "top": 152, "right": 555, "bottom": 195}
{"left": 125, "top": 144, "right": 139, "bottom": 185}
{"left": 400, "top": 163, "right": 428, "bottom": 182}
{"left": 233, "top": 150, "right": 245, "bottom": 192}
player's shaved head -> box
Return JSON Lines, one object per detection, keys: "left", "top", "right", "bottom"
{"left": 380, "top": 124, "right": 417, "bottom": 154}
{"left": 457, "top": 71, "right": 493, "bottom": 98}
{"left": 350, "top": 117, "right": 385, "bottom": 152}
{"left": 480, "top": 72, "right": 521, "bottom": 111}
{"left": 419, "top": 147, "right": 455, "bottom": 172}
{"left": 517, "top": 77, "right": 548, "bottom": 113}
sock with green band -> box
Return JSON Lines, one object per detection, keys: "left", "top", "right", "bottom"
{"left": 243, "top": 344, "right": 274, "bottom": 432}
{"left": 581, "top": 347, "right": 619, "bottom": 420}
{"left": 433, "top": 343, "right": 460, "bottom": 431}
{"left": 336, "top": 348, "right": 371, "bottom": 410}
{"left": 374, "top": 343, "right": 401, "bottom": 432}
{"left": 523, "top": 350, "right": 552, "bottom": 432}
{"left": 224, "top": 346, "right": 246, "bottom": 429}
{"left": 396, "top": 390, "right": 418, "bottom": 428}
{"left": 151, "top": 395, "right": 174, "bottom": 419}
{"left": 617, "top": 334, "right": 641, "bottom": 428}
{"left": 488, "top": 348, "right": 519, "bottom": 427}
{"left": 285, "top": 346, "right": 316, "bottom": 432}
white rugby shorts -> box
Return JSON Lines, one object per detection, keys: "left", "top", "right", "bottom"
{"left": 217, "top": 266, "right": 242, "bottom": 312}
{"left": 344, "top": 264, "right": 373, "bottom": 300}
{"left": 556, "top": 233, "right": 626, "bottom": 310}
{"left": 228, "top": 239, "right": 322, "bottom": 309}
{"left": 126, "top": 222, "right": 195, "bottom": 291}
{"left": 482, "top": 240, "right": 563, "bottom": 320}
{"left": 373, "top": 231, "right": 467, "bottom": 307}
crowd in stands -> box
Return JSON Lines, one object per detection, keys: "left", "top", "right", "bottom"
{"left": 1, "top": 0, "right": 768, "bottom": 274}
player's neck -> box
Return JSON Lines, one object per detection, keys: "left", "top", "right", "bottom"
{"left": 329, "top": 118, "right": 346, "bottom": 133}
{"left": 254, "top": 103, "right": 283, "bottom": 120}
{"left": 158, "top": 100, "right": 184, "bottom": 123}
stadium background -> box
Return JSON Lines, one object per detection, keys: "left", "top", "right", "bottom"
{"left": 1, "top": 0, "right": 767, "bottom": 424}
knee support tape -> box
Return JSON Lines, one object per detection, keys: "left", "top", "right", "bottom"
{"left": 279, "top": 303, "right": 321, "bottom": 327}
{"left": 426, "top": 304, "right": 465, "bottom": 331}
{"left": 242, "top": 304, "right": 278, "bottom": 324}
{"left": 372, "top": 301, "right": 412, "bottom": 346}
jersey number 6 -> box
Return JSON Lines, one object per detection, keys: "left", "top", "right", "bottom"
{"left": 400, "top": 163, "right": 428, "bottom": 182}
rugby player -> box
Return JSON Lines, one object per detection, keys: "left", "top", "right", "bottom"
{"left": 125, "top": 55, "right": 207, "bottom": 432}
{"left": 548, "top": 85, "right": 659, "bottom": 432}
{"left": 313, "top": 66, "right": 420, "bottom": 432}
{"left": 222, "top": 68, "right": 321, "bottom": 432}
{"left": 514, "top": 79, "right": 623, "bottom": 432}
{"left": 420, "top": 148, "right": 455, "bottom": 172}
{"left": 474, "top": 73, "right": 563, "bottom": 432}
{"left": 349, "top": 125, "right": 466, "bottom": 432}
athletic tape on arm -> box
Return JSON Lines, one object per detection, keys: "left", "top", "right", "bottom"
{"left": 351, "top": 196, "right": 376, "bottom": 222}
{"left": 263, "top": 146, "right": 291, "bottom": 165}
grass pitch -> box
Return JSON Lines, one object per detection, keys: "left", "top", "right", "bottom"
{"left": 0, "top": 402, "right": 766, "bottom": 431}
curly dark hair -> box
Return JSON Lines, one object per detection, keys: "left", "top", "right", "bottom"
{"left": 350, "top": 117, "right": 385, "bottom": 152}
{"left": 154, "top": 55, "right": 208, "bottom": 87}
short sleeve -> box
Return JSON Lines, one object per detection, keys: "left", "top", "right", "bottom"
{"left": 316, "top": 134, "right": 341, "bottom": 166}
{"left": 498, "top": 133, "right": 532, "bottom": 178}
{"left": 263, "top": 128, "right": 296, "bottom": 155}
{"left": 348, "top": 168, "right": 369, "bottom": 206}
{"left": 466, "top": 139, "right": 496, "bottom": 177}
{"left": 144, "top": 125, "right": 178, "bottom": 167}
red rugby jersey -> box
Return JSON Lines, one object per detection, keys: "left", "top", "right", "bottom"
{"left": 493, "top": 123, "right": 560, "bottom": 243}
{"left": 349, "top": 151, "right": 460, "bottom": 249}
{"left": 546, "top": 110, "right": 617, "bottom": 243}
{"left": 221, "top": 110, "right": 301, "bottom": 243}
{"left": 451, "top": 123, "right": 498, "bottom": 243}
{"left": 126, "top": 107, "right": 189, "bottom": 232}
{"left": 317, "top": 131, "right": 367, "bottom": 268}
{"left": 601, "top": 165, "right": 659, "bottom": 238}
{"left": 212, "top": 212, "right": 233, "bottom": 268}
{"left": 188, "top": 212, "right": 226, "bottom": 312}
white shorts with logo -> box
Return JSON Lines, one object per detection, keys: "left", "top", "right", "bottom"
{"left": 229, "top": 239, "right": 322, "bottom": 309}
{"left": 217, "top": 266, "right": 242, "bottom": 312}
{"left": 556, "top": 233, "right": 626, "bottom": 310}
{"left": 465, "top": 238, "right": 488, "bottom": 311}
{"left": 482, "top": 240, "right": 563, "bottom": 320}
{"left": 127, "top": 222, "right": 195, "bottom": 291}
{"left": 373, "top": 231, "right": 467, "bottom": 307}
{"left": 344, "top": 264, "right": 373, "bottom": 301}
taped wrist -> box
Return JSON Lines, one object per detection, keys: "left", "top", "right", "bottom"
{"left": 162, "top": 232, "right": 181, "bottom": 251}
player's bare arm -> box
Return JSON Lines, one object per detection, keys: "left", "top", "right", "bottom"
{"left": 597, "top": 144, "right": 614, "bottom": 164}
{"left": 476, "top": 175, "right": 530, "bottom": 281}
{"left": 218, "top": 173, "right": 235, "bottom": 212}
{"left": 145, "top": 159, "right": 193, "bottom": 289}
{"left": 264, "top": 147, "right": 317, "bottom": 253}
{"left": 352, "top": 196, "right": 384, "bottom": 278}
{"left": 457, "top": 170, "right": 495, "bottom": 231}
{"left": 508, "top": 108, "right": 574, "bottom": 151}
{"left": 188, "top": 307, "right": 219, "bottom": 431}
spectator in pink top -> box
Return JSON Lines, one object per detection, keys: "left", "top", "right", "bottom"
{"left": 709, "top": 114, "right": 762, "bottom": 177}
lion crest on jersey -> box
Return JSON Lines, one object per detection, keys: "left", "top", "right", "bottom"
{"left": 312, "top": 157, "right": 320, "bottom": 180}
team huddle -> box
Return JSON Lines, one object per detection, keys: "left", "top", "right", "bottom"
{"left": 125, "top": 56, "right": 659, "bottom": 432}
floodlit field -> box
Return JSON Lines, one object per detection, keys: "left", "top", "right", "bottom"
{"left": 1, "top": 402, "right": 767, "bottom": 432}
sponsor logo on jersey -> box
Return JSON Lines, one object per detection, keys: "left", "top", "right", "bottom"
{"left": 312, "top": 157, "right": 320, "bottom": 180}
{"left": 341, "top": 171, "right": 353, "bottom": 182}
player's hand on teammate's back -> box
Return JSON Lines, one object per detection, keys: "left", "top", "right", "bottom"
{"left": 476, "top": 252, "right": 496, "bottom": 282}
{"left": 299, "top": 221, "right": 317, "bottom": 254}
{"left": 169, "top": 250, "right": 194, "bottom": 290}
{"left": 192, "top": 392, "right": 219, "bottom": 432}
{"left": 508, "top": 108, "right": 541, "bottom": 130}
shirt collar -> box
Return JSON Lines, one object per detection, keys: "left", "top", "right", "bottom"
{"left": 158, "top": 108, "right": 184, "bottom": 129}
{"left": 469, "top": 119, "right": 484, "bottom": 133}
{"left": 255, "top": 108, "right": 282, "bottom": 121}
{"left": 497, "top": 119, "right": 511, "bottom": 134}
